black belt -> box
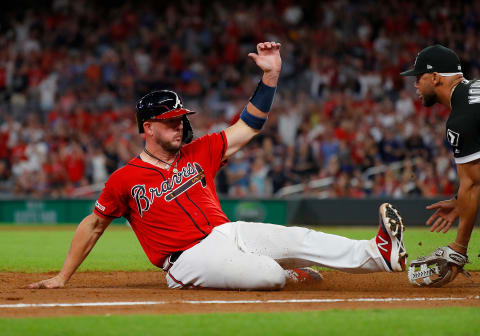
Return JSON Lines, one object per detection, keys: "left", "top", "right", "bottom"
{"left": 170, "top": 250, "right": 183, "bottom": 263}
{"left": 162, "top": 250, "right": 184, "bottom": 272}
{"left": 162, "top": 236, "right": 208, "bottom": 272}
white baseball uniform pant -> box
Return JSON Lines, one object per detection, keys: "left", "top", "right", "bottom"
{"left": 164, "top": 221, "right": 387, "bottom": 290}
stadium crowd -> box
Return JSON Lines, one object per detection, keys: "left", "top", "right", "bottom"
{"left": 1, "top": 0, "right": 478, "bottom": 198}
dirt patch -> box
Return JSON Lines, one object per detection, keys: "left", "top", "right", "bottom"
{"left": 1, "top": 271, "right": 479, "bottom": 317}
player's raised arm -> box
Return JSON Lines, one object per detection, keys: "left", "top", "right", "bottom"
{"left": 223, "top": 42, "right": 282, "bottom": 160}
{"left": 28, "top": 213, "right": 112, "bottom": 289}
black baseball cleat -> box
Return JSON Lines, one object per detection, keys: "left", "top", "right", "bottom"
{"left": 375, "top": 203, "right": 408, "bottom": 272}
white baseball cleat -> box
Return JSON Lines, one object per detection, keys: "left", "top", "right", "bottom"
{"left": 375, "top": 203, "right": 407, "bottom": 272}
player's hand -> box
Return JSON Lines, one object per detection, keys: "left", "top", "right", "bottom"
{"left": 27, "top": 274, "right": 66, "bottom": 289}
{"left": 248, "top": 42, "right": 282, "bottom": 75}
{"left": 425, "top": 198, "right": 459, "bottom": 233}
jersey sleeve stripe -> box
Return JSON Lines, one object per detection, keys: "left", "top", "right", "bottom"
{"left": 454, "top": 149, "right": 480, "bottom": 164}
{"left": 94, "top": 208, "right": 120, "bottom": 219}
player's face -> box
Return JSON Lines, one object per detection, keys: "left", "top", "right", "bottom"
{"left": 148, "top": 117, "right": 184, "bottom": 154}
{"left": 415, "top": 73, "right": 437, "bottom": 107}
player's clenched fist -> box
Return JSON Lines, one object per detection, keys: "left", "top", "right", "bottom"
{"left": 248, "top": 42, "right": 282, "bottom": 75}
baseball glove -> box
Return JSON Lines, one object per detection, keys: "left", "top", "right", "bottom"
{"left": 408, "top": 246, "right": 471, "bottom": 287}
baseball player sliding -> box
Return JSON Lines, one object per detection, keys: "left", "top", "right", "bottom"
{"left": 29, "top": 42, "right": 407, "bottom": 290}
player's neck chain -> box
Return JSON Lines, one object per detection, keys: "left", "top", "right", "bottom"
{"left": 143, "top": 148, "right": 179, "bottom": 174}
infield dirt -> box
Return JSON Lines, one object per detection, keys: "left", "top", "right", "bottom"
{"left": 1, "top": 271, "right": 479, "bottom": 317}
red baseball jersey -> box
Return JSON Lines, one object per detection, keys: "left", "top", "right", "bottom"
{"left": 94, "top": 131, "right": 230, "bottom": 267}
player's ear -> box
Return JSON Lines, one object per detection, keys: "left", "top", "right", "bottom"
{"left": 143, "top": 121, "right": 153, "bottom": 135}
{"left": 431, "top": 72, "right": 441, "bottom": 85}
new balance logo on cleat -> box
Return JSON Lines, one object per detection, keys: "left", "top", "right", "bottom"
{"left": 375, "top": 203, "right": 408, "bottom": 272}
{"left": 377, "top": 235, "right": 389, "bottom": 253}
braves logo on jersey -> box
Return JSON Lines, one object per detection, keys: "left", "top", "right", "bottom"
{"left": 131, "top": 162, "right": 207, "bottom": 217}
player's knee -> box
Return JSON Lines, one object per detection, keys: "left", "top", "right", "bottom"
{"left": 266, "top": 269, "right": 286, "bottom": 290}
{"left": 254, "top": 260, "right": 286, "bottom": 290}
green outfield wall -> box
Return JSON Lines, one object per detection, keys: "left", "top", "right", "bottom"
{"left": 1, "top": 198, "right": 473, "bottom": 226}
{"left": 0, "top": 199, "right": 287, "bottom": 225}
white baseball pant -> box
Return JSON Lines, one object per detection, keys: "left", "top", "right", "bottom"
{"left": 164, "top": 221, "right": 387, "bottom": 290}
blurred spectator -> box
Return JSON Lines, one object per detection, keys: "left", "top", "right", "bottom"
{"left": 63, "top": 142, "right": 86, "bottom": 185}
{"left": 226, "top": 150, "right": 250, "bottom": 197}
{"left": 378, "top": 132, "right": 404, "bottom": 164}
{"left": 0, "top": 0, "right": 467, "bottom": 199}
{"left": 87, "top": 145, "right": 108, "bottom": 184}
{"left": 249, "top": 156, "right": 270, "bottom": 197}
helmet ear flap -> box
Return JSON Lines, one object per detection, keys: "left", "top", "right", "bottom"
{"left": 137, "top": 115, "right": 145, "bottom": 133}
{"left": 182, "top": 115, "right": 194, "bottom": 144}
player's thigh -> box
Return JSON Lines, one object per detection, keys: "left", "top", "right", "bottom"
{"left": 166, "top": 228, "right": 285, "bottom": 290}
{"left": 234, "top": 221, "right": 315, "bottom": 256}
{"left": 234, "top": 221, "right": 383, "bottom": 272}
{"left": 235, "top": 221, "right": 359, "bottom": 258}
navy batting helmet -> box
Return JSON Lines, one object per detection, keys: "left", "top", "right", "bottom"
{"left": 136, "top": 90, "right": 195, "bottom": 144}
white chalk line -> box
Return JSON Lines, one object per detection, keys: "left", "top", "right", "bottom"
{"left": 1, "top": 296, "right": 479, "bottom": 309}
